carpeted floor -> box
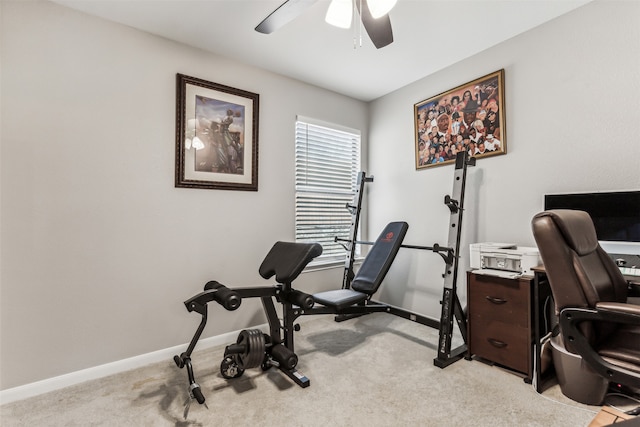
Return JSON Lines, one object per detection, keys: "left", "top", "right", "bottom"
{"left": 0, "top": 313, "right": 617, "bottom": 426}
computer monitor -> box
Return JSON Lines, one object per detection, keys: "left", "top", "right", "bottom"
{"left": 544, "top": 190, "right": 640, "bottom": 256}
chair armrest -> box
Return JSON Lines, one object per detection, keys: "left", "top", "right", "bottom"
{"left": 560, "top": 305, "right": 640, "bottom": 388}
{"left": 595, "top": 301, "right": 640, "bottom": 317}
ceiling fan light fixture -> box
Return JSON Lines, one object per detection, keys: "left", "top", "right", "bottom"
{"left": 366, "top": 0, "right": 397, "bottom": 19}
{"left": 325, "top": 0, "right": 353, "bottom": 29}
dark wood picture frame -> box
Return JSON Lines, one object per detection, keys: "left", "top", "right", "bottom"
{"left": 414, "top": 69, "right": 506, "bottom": 170}
{"left": 175, "top": 73, "right": 259, "bottom": 190}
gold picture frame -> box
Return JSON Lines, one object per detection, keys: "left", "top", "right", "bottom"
{"left": 414, "top": 69, "right": 506, "bottom": 169}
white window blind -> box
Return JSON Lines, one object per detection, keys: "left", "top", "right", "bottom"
{"left": 295, "top": 117, "right": 361, "bottom": 262}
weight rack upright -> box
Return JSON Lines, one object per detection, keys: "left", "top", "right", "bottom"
{"left": 338, "top": 150, "right": 475, "bottom": 368}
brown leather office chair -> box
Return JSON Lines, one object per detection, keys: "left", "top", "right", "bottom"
{"left": 531, "top": 209, "right": 640, "bottom": 405}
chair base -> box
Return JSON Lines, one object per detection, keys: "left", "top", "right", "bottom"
{"left": 550, "top": 336, "right": 609, "bottom": 405}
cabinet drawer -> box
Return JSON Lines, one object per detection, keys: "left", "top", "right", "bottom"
{"left": 468, "top": 274, "right": 530, "bottom": 326}
{"left": 469, "top": 318, "right": 530, "bottom": 374}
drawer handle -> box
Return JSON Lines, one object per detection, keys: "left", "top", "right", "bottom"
{"left": 487, "top": 338, "right": 508, "bottom": 348}
{"left": 485, "top": 296, "right": 507, "bottom": 305}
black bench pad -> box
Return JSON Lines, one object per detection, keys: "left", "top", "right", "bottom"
{"left": 350, "top": 221, "right": 408, "bottom": 295}
{"left": 312, "top": 289, "right": 368, "bottom": 310}
{"left": 259, "top": 241, "right": 323, "bottom": 284}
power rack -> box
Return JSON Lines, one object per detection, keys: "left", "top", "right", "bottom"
{"left": 335, "top": 150, "right": 475, "bottom": 367}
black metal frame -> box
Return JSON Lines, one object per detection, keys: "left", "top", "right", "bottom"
{"left": 334, "top": 151, "right": 474, "bottom": 367}
{"left": 435, "top": 151, "right": 474, "bottom": 367}
{"left": 175, "top": 285, "right": 311, "bottom": 391}
{"left": 340, "top": 172, "right": 373, "bottom": 289}
{"left": 174, "top": 151, "right": 476, "bottom": 412}
{"left": 560, "top": 305, "right": 640, "bottom": 388}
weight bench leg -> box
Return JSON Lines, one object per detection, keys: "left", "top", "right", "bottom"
{"left": 279, "top": 368, "right": 310, "bottom": 388}
{"left": 174, "top": 306, "right": 209, "bottom": 410}
{"left": 262, "top": 295, "right": 310, "bottom": 387}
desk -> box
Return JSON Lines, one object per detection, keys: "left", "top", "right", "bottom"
{"left": 532, "top": 265, "right": 553, "bottom": 392}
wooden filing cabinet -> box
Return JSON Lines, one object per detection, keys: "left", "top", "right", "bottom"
{"left": 467, "top": 271, "right": 533, "bottom": 378}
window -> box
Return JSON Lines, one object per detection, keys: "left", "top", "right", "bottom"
{"left": 295, "top": 116, "right": 361, "bottom": 264}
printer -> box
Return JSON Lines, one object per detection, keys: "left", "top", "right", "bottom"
{"left": 470, "top": 242, "right": 541, "bottom": 278}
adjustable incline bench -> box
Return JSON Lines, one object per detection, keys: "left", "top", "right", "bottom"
{"left": 277, "top": 221, "right": 409, "bottom": 355}
{"left": 312, "top": 221, "right": 408, "bottom": 311}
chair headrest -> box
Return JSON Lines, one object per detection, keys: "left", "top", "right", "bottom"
{"left": 535, "top": 210, "right": 598, "bottom": 256}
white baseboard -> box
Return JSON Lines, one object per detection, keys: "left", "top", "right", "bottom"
{"left": 0, "top": 324, "right": 268, "bottom": 405}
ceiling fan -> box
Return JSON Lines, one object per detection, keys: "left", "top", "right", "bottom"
{"left": 255, "top": 0, "right": 397, "bottom": 49}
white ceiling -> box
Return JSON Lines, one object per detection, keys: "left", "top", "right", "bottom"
{"left": 51, "top": 0, "right": 591, "bottom": 101}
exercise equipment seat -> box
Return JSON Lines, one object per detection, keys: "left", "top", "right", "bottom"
{"left": 313, "top": 221, "right": 409, "bottom": 309}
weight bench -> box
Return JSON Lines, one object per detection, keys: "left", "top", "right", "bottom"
{"left": 174, "top": 221, "right": 408, "bottom": 417}
{"left": 311, "top": 221, "right": 409, "bottom": 311}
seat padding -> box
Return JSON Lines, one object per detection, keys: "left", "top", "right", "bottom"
{"left": 312, "top": 289, "right": 368, "bottom": 310}
{"left": 598, "top": 324, "right": 640, "bottom": 373}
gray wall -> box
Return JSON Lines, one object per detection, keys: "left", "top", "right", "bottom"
{"left": 367, "top": 0, "right": 640, "bottom": 317}
{"left": 0, "top": 0, "right": 367, "bottom": 390}
{"left": 2, "top": 0, "right": 640, "bottom": 391}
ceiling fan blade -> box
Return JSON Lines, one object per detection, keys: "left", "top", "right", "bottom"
{"left": 255, "top": 0, "right": 320, "bottom": 34}
{"left": 356, "top": 0, "right": 394, "bottom": 49}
